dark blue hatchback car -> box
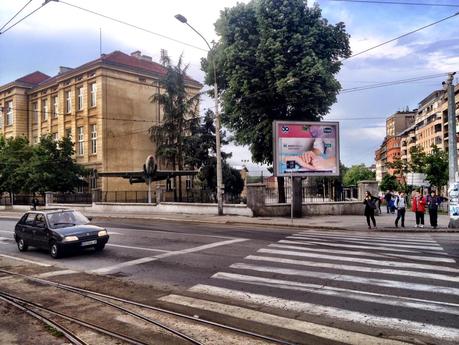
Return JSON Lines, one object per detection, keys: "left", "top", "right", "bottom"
{"left": 14, "top": 209, "right": 109, "bottom": 258}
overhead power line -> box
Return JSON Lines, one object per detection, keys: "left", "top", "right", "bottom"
{"left": 341, "top": 73, "right": 448, "bottom": 93}
{"left": 0, "top": 1, "right": 52, "bottom": 35}
{"left": 0, "top": 0, "right": 33, "bottom": 32}
{"left": 329, "top": 0, "right": 459, "bottom": 8}
{"left": 344, "top": 11, "right": 459, "bottom": 60}
{"left": 57, "top": 1, "right": 207, "bottom": 52}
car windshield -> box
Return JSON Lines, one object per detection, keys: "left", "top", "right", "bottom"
{"left": 46, "top": 210, "right": 89, "bottom": 229}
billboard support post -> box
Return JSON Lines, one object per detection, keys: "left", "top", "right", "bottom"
{"left": 292, "top": 177, "right": 303, "bottom": 218}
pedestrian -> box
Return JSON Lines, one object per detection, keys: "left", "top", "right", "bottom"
{"left": 427, "top": 191, "right": 445, "bottom": 229}
{"left": 411, "top": 191, "right": 426, "bottom": 228}
{"left": 31, "top": 196, "right": 38, "bottom": 210}
{"left": 389, "top": 195, "right": 396, "bottom": 214}
{"left": 394, "top": 191, "right": 406, "bottom": 228}
{"left": 377, "top": 194, "right": 383, "bottom": 214}
{"left": 384, "top": 190, "right": 392, "bottom": 214}
{"left": 363, "top": 191, "right": 378, "bottom": 229}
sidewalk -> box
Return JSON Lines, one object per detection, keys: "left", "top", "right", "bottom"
{"left": 0, "top": 208, "right": 456, "bottom": 232}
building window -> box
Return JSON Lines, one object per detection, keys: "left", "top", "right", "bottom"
{"left": 0, "top": 106, "right": 3, "bottom": 129}
{"left": 65, "top": 128, "right": 72, "bottom": 140}
{"left": 77, "top": 86, "right": 83, "bottom": 111}
{"left": 65, "top": 90, "right": 71, "bottom": 113}
{"left": 32, "top": 102, "right": 38, "bottom": 123}
{"left": 42, "top": 99, "right": 48, "bottom": 121}
{"left": 52, "top": 95, "right": 58, "bottom": 118}
{"left": 90, "top": 124, "right": 97, "bottom": 154}
{"left": 77, "top": 126, "right": 84, "bottom": 156}
{"left": 52, "top": 132, "right": 58, "bottom": 141}
{"left": 33, "top": 136, "right": 38, "bottom": 144}
{"left": 90, "top": 83, "right": 96, "bottom": 107}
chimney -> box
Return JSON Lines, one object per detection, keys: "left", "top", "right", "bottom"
{"left": 58, "top": 66, "right": 73, "bottom": 74}
{"left": 131, "top": 50, "right": 142, "bottom": 58}
{"left": 140, "top": 55, "right": 152, "bottom": 62}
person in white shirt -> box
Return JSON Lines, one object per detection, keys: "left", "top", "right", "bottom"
{"left": 394, "top": 191, "right": 406, "bottom": 228}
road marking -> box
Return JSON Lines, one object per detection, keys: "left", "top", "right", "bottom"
{"left": 257, "top": 248, "right": 459, "bottom": 273}
{"left": 274, "top": 242, "right": 454, "bottom": 262}
{"left": 159, "top": 294, "right": 410, "bottom": 345}
{"left": 107, "top": 227, "right": 237, "bottom": 240}
{"left": 187, "top": 284, "right": 459, "bottom": 342}
{"left": 287, "top": 236, "right": 443, "bottom": 251}
{"left": 35, "top": 269, "right": 77, "bottom": 278}
{"left": 231, "top": 262, "right": 459, "bottom": 296}
{"left": 298, "top": 231, "right": 437, "bottom": 243}
{"left": 106, "top": 243, "right": 170, "bottom": 253}
{"left": 212, "top": 272, "right": 459, "bottom": 315}
{"left": 0, "top": 254, "right": 51, "bottom": 267}
{"left": 248, "top": 254, "right": 459, "bottom": 282}
{"left": 91, "top": 238, "right": 248, "bottom": 274}
{"left": 294, "top": 233, "right": 439, "bottom": 245}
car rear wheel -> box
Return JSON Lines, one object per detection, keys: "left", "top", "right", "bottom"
{"left": 95, "top": 243, "right": 105, "bottom": 252}
{"left": 50, "top": 242, "right": 61, "bottom": 259}
{"left": 17, "top": 238, "right": 28, "bottom": 252}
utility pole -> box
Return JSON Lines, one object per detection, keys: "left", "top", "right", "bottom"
{"left": 446, "top": 72, "right": 459, "bottom": 228}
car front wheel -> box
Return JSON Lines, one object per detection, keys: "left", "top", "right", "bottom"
{"left": 50, "top": 242, "right": 61, "bottom": 259}
{"left": 17, "top": 238, "right": 28, "bottom": 252}
{"left": 95, "top": 243, "right": 105, "bottom": 252}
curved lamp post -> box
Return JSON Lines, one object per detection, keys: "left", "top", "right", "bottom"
{"left": 175, "top": 14, "right": 223, "bottom": 215}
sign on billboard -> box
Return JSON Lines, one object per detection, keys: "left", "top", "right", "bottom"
{"left": 273, "top": 121, "right": 340, "bottom": 177}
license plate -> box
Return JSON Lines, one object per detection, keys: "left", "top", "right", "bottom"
{"left": 81, "top": 240, "right": 97, "bottom": 246}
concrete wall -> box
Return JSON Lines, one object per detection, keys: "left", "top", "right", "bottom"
{"left": 251, "top": 201, "right": 364, "bottom": 217}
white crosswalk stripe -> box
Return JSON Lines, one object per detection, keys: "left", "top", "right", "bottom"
{"left": 160, "top": 232, "right": 459, "bottom": 345}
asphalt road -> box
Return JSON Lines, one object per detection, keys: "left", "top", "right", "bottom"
{"left": 1, "top": 216, "right": 459, "bottom": 345}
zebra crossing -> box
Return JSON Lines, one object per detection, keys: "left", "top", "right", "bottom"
{"left": 160, "top": 230, "right": 459, "bottom": 345}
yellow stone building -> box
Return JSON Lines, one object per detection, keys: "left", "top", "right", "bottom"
{"left": 0, "top": 50, "right": 202, "bottom": 193}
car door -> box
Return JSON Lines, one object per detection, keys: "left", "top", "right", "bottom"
{"left": 17, "top": 213, "right": 36, "bottom": 245}
{"left": 33, "top": 213, "right": 50, "bottom": 249}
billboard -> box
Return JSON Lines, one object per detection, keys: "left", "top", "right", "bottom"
{"left": 273, "top": 121, "right": 340, "bottom": 177}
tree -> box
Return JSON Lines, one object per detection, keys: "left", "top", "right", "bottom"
{"left": 424, "top": 145, "right": 448, "bottom": 193}
{"left": 343, "top": 164, "right": 375, "bottom": 187}
{"left": 23, "top": 135, "right": 88, "bottom": 193}
{"left": 408, "top": 146, "right": 427, "bottom": 173}
{"left": 149, "top": 53, "right": 200, "bottom": 202}
{"left": 379, "top": 174, "right": 399, "bottom": 192}
{"left": 386, "top": 158, "right": 409, "bottom": 185}
{"left": 202, "top": 0, "right": 351, "bottom": 202}
{"left": 0, "top": 136, "right": 32, "bottom": 195}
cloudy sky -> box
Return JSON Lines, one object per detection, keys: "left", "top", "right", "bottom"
{"left": 1, "top": 0, "right": 458, "bottom": 174}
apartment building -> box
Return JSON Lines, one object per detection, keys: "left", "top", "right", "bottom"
{"left": 375, "top": 82, "right": 459, "bottom": 183}
{"left": 0, "top": 50, "right": 202, "bottom": 192}
{"left": 374, "top": 110, "right": 416, "bottom": 182}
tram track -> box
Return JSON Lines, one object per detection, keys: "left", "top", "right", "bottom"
{"left": 0, "top": 268, "right": 296, "bottom": 345}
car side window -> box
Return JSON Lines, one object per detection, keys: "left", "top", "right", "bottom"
{"left": 23, "top": 213, "right": 36, "bottom": 225}
{"left": 35, "top": 214, "right": 46, "bottom": 228}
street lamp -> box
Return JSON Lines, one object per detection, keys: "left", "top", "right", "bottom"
{"left": 175, "top": 14, "right": 224, "bottom": 216}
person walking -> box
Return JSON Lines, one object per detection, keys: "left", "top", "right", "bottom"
{"left": 363, "top": 191, "right": 378, "bottom": 229}
{"left": 427, "top": 191, "right": 445, "bottom": 229}
{"left": 394, "top": 191, "right": 406, "bottom": 228}
{"left": 411, "top": 191, "right": 426, "bottom": 228}
{"left": 384, "top": 190, "right": 392, "bottom": 214}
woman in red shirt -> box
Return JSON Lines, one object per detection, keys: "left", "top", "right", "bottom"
{"left": 411, "top": 191, "right": 426, "bottom": 228}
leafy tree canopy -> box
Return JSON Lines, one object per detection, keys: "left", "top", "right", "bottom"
{"left": 408, "top": 145, "right": 427, "bottom": 173}
{"left": 424, "top": 145, "right": 448, "bottom": 192}
{"left": 343, "top": 164, "right": 375, "bottom": 187}
{"left": 0, "top": 136, "right": 32, "bottom": 194}
{"left": 379, "top": 174, "right": 399, "bottom": 192}
{"left": 202, "top": 0, "right": 351, "bottom": 164}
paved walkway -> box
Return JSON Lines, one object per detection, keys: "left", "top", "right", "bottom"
{"left": 0, "top": 208, "right": 455, "bottom": 232}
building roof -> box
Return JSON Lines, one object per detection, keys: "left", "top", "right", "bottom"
{"left": 16, "top": 71, "right": 50, "bottom": 85}
{"left": 34, "top": 50, "right": 202, "bottom": 90}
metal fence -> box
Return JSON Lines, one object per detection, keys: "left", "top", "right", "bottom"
{"left": 101, "top": 191, "right": 151, "bottom": 203}
{"left": 0, "top": 193, "right": 45, "bottom": 206}
{"left": 54, "top": 193, "right": 92, "bottom": 204}
{"left": 265, "top": 185, "right": 348, "bottom": 204}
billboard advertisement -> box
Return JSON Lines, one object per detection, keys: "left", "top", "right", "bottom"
{"left": 273, "top": 121, "right": 340, "bottom": 177}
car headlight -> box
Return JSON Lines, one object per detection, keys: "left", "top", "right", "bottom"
{"left": 62, "top": 236, "right": 79, "bottom": 242}
{"left": 98, "top": 230, "right": 108, "bottom": 237}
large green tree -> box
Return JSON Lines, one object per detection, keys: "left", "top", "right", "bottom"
{"left": 202, "top": 0, "right": 350, "bottom": 201}
{"left": 424, "top": 145, "right": 448, "bottom": 193}
{"left": 343, "top": 164, "right": 375, "bottom": 187}
{"left": 0, "top": 135, "right": 87, "bottom": 195}
{"left": 0, "top": 136, "right": 32, "bottom": 194}
{"left": 149, "top": 54, "right": 200, "bottom": 202}
{"left": 379, "top": 174, "right": 399, "bottom": 192}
